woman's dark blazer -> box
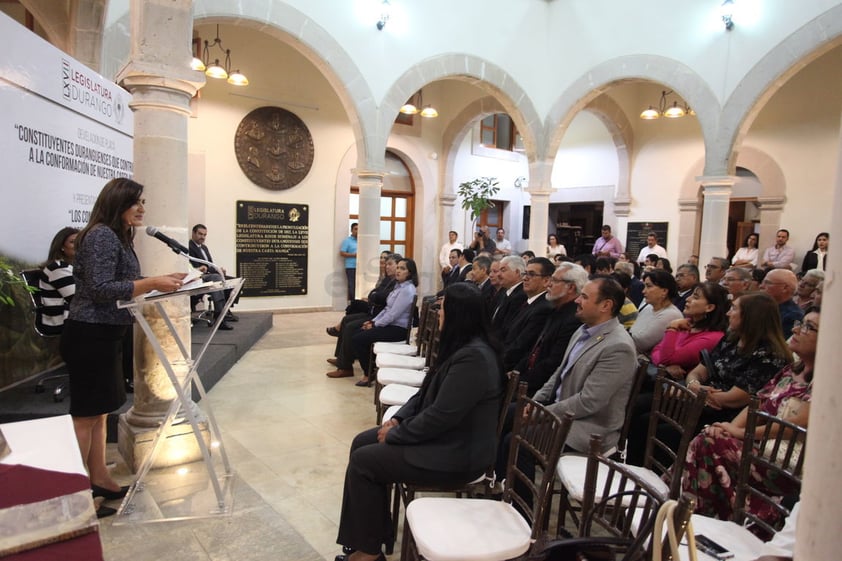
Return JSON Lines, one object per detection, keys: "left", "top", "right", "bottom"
{"left": 387, "top": 338, "right": 503, "bottom": 474}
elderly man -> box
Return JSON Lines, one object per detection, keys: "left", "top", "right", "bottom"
{"left": 491, "top": 255, "right": 527, "bottom": 341}
{"left": 673, "top": 263, "right": 699, "bottom": 311}
{"left": 503, "top": 257, "right": 555, "bottom": 371}
{"left": 722, "top": 267, "right": 752, "bottom": 301}
{"left": 704, "top": 257, "right": 729, "bottom": 284}
{"left": 515, "top": 262, "right": 587, "bottom": 396}
{"left": 534, "top": 276, "right": 637, "bottom": 453}
{"left": 592, "top": 225, "right": 624, "bottom": 258}
{"left": 760, "top": 229, "right": 795, "bottom": 270}
{"left": 760, "top": 268, "right": 803, "bottom": 338}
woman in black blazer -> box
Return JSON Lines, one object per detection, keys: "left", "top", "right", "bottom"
{"left": 801, "top": 232, "right": 828, "bottom": 272}
{"left": 334, "top": 282, "right": 505, "bottom": 561}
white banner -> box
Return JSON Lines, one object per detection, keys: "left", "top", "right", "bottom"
{"left": 0, "top": 11, "right": 133, "bottom": 263}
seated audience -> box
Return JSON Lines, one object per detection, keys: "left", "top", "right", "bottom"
{"left": 520, "top": 250, "right": 536, "bottom": 263}
{"left": 629, "top": 269, "right": 683, "bottom": 355}
{"left": 655, "top": 257, "right": 673, "bottom": 274}
{"left": 574, "top": 253, "right": 596, "bottom": 275}
{"left": 732, "top": 232, "right": 760, "bottom": 269}
{"left": 651, "top": 282, "right": 729, "bottom": 381}
{"left": 515, "top": 262, "right": 586, "bottom": 396}
{"left": 38, "top": 227, "right": 79, "bottom": 334}
{"left": 682, "top": 307, "right": 817, "bottom": 525}
{"left": 326, "top": 258, "right": 418, "bottom": 386}
{"left": 793, "top": 269, "right": 823, "bottom": 311}
{"left": 610, "top": 271, "right": 638, "bottom": 329}
{"left": 673, "top": 263, "right": 700, "bottom": 312}
{"left": 627, "top": 292, "right": 791, "bottom": 466}
{"left": 705, "top": 257, "right": 729, "bottom": 284}
{"left": 594, "top": 257, "right": 614, "bottom": 275}
{"left": 615, "top": 260, "right": 644, "bottom": 307}
{"left": 327, "top": 253, "right": 398, "bottom": 337}
{"left": 502, "top": 257, "right": 554, "bottom": 371}
{"left": 722, "top": 266, "right": 752, "bottom": 301}
{"left": 801, "top": 231, "right": 828, "bottom": 272}
{"left": 760, "top": 268, "right": 803, "bottom": 338}
{"left": 760, "top": 229, "right": 795, "bottom": 271}
{"left": 546, "top": 234, "right": 567, "bottom": 259}
{"left": 334, "top": 282, "right": 504, "bottom": 561}
{"left": 471, "top": 255, "right": 496, "bottom": 310}
{"left": 490, "top": 256, "right": 527, "bottom": 341}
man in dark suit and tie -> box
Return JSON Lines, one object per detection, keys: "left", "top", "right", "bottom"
{"left": 502, "top": 257, "right": 554, "bottom": 371}
{"left": 471, "top": 255, "right": 496, "bottom": 311}
{"left": 533, "top": 276, "right": 637, "bottom": 453}
{"left": 515, "top": 262, "right": 587, "bottom": 396}
{"left": 189, "top": 224, "right": 234, "bottom": 330}
{"left": 490, "top": 255, "right": 527, "bottom": 341}
{"left": 456, "top": 248, "right": 475, "bottom": 282}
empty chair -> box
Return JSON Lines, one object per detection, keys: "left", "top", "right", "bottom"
{"left": 556, "top": 373, "right": 707, "bottom": 532}
{"left": 404, "top": 385, "right": 574, "bottom": 561}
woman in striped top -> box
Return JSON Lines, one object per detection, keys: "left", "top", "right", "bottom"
{"left": 38, "top": 227, "right": 79, "bottom": 335}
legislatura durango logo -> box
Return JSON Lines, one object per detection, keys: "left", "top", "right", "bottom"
{"left": 61, "top": 58, "right": 124, "bottom": 123}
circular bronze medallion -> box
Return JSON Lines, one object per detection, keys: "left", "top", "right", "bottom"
{"left": 234, "top": 106, "right": 314, "bottom": 190}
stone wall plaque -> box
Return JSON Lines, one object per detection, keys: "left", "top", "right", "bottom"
{"left": 236, "top": 200, "right": 309, "bottom": 296}
{"left": 233, "top": 106, "right": 314, "bottom": 190}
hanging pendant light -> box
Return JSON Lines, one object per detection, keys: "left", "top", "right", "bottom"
{"left": 195, "top": 25, "right": 248, "bottom": 86}
{"left": 639, "top": 90, "right": 693, "bottom": 120}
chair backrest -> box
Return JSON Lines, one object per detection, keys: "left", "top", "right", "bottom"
{"left": 652, "top": 493, "right": 695, "bottom": 561}
{"left": 503, "top": 383, "right": 574, "bottom": 539}
{"left": 733, "top": 397, "right": 807, "bottom": 537}
{"left": 20, "top": 269, "right": 59, "bottom": 338}
{"left": 617, "top": 357, "right": 652, "bottom": 463}
{"left": 644, "top": 373, "right": 708, "bottom": 498}
{"left": 405, "top": 294, "right": 419, "bottom": 344}
{"left": 580, "top": 434, "right": 667, "bottom": 561}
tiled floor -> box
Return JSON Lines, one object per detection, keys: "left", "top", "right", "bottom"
{"left": 99, "top": 311, "right": 380, "bottom": 561}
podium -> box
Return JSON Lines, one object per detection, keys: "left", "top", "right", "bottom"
{"left": 113, "top": 278, "right": 243, "bottom": 524}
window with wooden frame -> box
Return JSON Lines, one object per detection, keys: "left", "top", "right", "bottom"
{"left": 480, "top": 114, "right": 525, "bottom": 153}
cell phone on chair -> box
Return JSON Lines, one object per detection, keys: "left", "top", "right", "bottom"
{"left": 694, "top": 534, "right": 734, "bottom": 559}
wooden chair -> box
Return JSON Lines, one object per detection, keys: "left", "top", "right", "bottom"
{"left": 393, "top": 372, "right": 521, "bottom": 560}
{"left": 686, "top": 398, "right": 806, "bottom": 558}
{"left": 556, "top": 373, "right": 707, "bottom": 533}
{"left": 543, "top": 433, "right": 667, "bottom": 561}
{"left": 403, "top": 384, "right": 574, "bottom": 561}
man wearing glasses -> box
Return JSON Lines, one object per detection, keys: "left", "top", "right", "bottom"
{"left": 515, "top": 262, "right": 587, "bottom": 396}
{"left": 673, "top": 264, "right": 699, "bottom": 311}
{"left": 503, "top": 258, "right": 555, "bottom": 371}
{"left": 491, "top": 255, "right": 527, "bottom": 340}
{"left": 722, "top": 267, "right": 752, "bottom": 301}
{"left": 704, "top": 257, "right": 729, "bottom": 284}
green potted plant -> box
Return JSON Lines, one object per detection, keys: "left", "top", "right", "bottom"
{"left": 457, "top": 176, "right": 500, "bottom": 231}
{"left": 0, "top": 256, "right": 32, "bottom": 306}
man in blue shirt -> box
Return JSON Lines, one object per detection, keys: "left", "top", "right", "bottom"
{"left": 340, "top": 223, "right": 358, "bottom": 301}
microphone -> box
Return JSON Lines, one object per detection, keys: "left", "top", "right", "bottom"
{"left": 146, "top": 226, "right": 189, "bottom": 254}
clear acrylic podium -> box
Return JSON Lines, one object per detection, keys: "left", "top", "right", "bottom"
{"left": 112, "top": 278, "right": 243, "bottom": 524}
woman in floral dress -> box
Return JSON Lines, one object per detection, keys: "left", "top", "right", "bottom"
{"left": 682, "top": 306, "right": 818, "bottom": 523}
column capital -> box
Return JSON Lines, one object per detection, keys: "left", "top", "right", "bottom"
{"left": 525, "top": 188, "right": 552, "bottom": 202}
{"left": 613, "top": 197, "right": 631, "bottom": 217}
{"left": 678, "top": 198, "right": 700, "bottom": 212}
{"left": 439, "top": 193, "right": 458, "bottom": 206}
{"left": 756, "top": 196, "right": 787, "bottom": 210}
{"left": 352, "top": 168, "right": 386, "bottom": 185}
{"left": 695, "top": 175, "right": 736, "bottom": 188}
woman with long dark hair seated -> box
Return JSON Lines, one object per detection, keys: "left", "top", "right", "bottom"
{"left": 334, "top": 282, "right": 505, "bottom": 561}
{"left": 38, "top": 227, "right": 79, "bottom": 334}
{"left": 682, "top": 306, "right": 818, "bottom": 524}
{"left": 326, "top": 258, "right": 419, "bottom": 386}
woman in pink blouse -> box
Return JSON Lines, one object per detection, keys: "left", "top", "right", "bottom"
{"left": 651, "top": 282, "right": 730, "bottom": 381}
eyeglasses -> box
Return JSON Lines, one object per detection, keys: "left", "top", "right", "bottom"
{"left": 523, "top": 271, "right": 547, "bottom": 278}
{"left": 792, "top": 320, "right": 819, "bottom": 334}
{"left": 548, "top": 277, "right": 571, "bottom": 285}
{"left": 705, "top": 264, "right": 722, "bottom": 269}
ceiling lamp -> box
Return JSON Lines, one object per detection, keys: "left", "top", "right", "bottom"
{"left": 376, "top": 0, "right": 391, "bottom": 30}
{"left": 400, "top": 89, "right": 438, "bottom": 118}
{"left": 195, "top": 25, "right": 249, "bottom": 86}
{"left": 721, "top": 0, "right": 735, "bottom": 31}
{"left": 639, "top": 90, "right": 693, "bottom": 120}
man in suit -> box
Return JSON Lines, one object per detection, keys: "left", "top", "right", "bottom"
{"left": 502, "top": 257, "right": 554, "bottom": 371}
{"left": 443, "top": 249, "right": 462, "bottom": 287}
{"left": 490, "top": 255, "right": 527, "bottom": 341}
{"left": 673, "top": 263, "right": 699, "bottom": 312}
{"left": 515, "top": 262, "right": 587, "bottom": 396}
{"left": 456, "top": 248, "right": 475, "bottom": 282}
{"left": 471, "top": 255, "right": 496, "bottom": 310}
{"left": 533, "top": 276, "right": 637, "bottom": 453}
{"left": 189, "top": 224, "right": 234, "bottom": 330}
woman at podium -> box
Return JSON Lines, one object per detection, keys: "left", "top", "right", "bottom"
{"left": 60, "top": 178, "right": 186, "bottom": 517}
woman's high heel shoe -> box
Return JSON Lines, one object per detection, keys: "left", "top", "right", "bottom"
{"left": 91, "top": 484, "right": 130, "bottom": 501}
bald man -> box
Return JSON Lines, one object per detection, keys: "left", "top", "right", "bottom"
{"left": 760, "top": 268, "right": 803, "bottom": 338}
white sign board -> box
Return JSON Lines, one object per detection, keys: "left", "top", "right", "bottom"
{"left": 0, "top": 11, "right": 133, "bottom": 263}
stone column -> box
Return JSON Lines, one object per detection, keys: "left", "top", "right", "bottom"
{"left": 677, "top": 198, "right": 701, "bottom": 263}
{"left": 755, "top": 196, "right": 786, "bottom": 256}
{"left": 437, "top": 193, "right": 458, "bottom": 287}
{"left": 115, "top": 0, "right": 206, "bottom": 472}
{"left": 696, "top": 176, "right": 734, "bottom": 266}
{"left": 796, "top": 109, "right": 842, "bottom": 561}
{"left": 526, "top": 160, "right": 554, "bottom": 255}
{"left": 352, "top": 168, "right": 385, "bottom": 297}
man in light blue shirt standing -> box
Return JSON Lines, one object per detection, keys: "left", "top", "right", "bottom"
{"left": 340, "top": 223, "right": 359, "bottom": 301}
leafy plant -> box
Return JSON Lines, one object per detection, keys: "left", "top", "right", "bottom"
{"left": 0, "top": 256, "right": 34, "bottom": 306}
{"left": 457, "top": 177, "right": 500, "bottom": 228}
